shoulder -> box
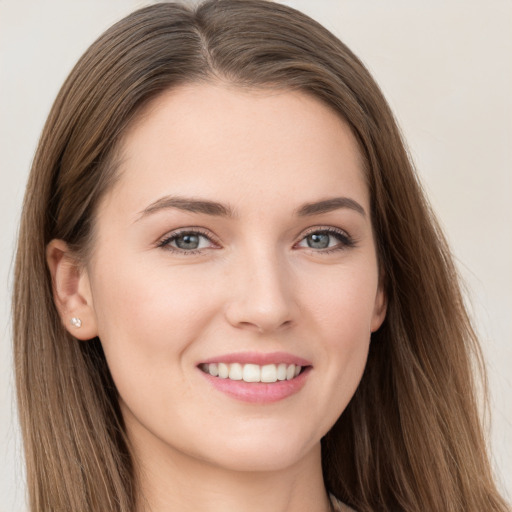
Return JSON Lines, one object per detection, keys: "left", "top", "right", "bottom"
{"left": 329, "top": 493, "right": 357, "bottom": 512}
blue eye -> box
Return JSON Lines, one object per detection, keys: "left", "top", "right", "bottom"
{"left": 297, "top": 228, "right": 354, "bottom": 251}
{"left": 158, "top": 230, "right": 215, "bottom": 253}
{"left": 305, "top": 232, "right": 331, "bottom": 249}
{"left": 174, "top": 233, "right": 202, "bottom": 250}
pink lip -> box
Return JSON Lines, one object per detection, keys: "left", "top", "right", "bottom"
{"left": 199, "top": 351, "right": 312, "bottom": 366}
{"left": 197, "top": 352, "right": 313, "bottom": 404}
{"left": 199, "top": 368, "right": 311, "bottom": 403}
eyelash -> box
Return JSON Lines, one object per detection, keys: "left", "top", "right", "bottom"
{"left": 157, "top": 226, "right": 356, "bottom": 255}
{"left": 295, "top": 227, "right": 356, "bottom": 253}
{"left": 157, "top": 228, "right": 219, "bottom": 255}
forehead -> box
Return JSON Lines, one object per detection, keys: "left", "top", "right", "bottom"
{"left": 105, "top": 83, "right": 368, "bottom": 217}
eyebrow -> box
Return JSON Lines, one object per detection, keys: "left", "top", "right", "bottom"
{"left": 296, "top": 197, "right": 366, "bottom": 217}
{"left": 136, "top": 195, "right": 366, "bottom": 221}
{"left": 137, "top": 196, "right": 234, "bottom": 221}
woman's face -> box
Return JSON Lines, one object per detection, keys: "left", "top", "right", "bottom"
{"left": 81, "top": 83, "right": 385, "bottom": 473}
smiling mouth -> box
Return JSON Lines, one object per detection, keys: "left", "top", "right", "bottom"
{"left": 199, "top": 362, "right": 306, "bottom": 383}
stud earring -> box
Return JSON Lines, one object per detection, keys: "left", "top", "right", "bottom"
{"left": 70, "top": 317, "right": 82, "bottom": 328}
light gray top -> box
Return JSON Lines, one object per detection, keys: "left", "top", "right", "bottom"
{"left": 329, "top": 494, "right": 356, "bottom": 512}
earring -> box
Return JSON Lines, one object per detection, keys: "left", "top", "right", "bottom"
{"left": 70, "top": 317, "right": 82, "bottom": 328}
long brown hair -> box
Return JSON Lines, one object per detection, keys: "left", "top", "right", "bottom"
{"left": 13, "top": 1, "right": 509, "bottom": 510}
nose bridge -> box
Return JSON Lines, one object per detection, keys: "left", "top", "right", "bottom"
{"left": 225, "top": 241, "right": 296, "bottom": 333}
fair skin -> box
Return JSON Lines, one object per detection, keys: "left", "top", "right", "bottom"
{"left": 47, "top": 83, "right": 386, "bottom": 512}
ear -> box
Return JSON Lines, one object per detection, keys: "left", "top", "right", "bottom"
{"left": 370, "top": 282, "right": 387, "bottom": 333}
{"left": 46, "top": 239, "right": 98, "bottom": 340}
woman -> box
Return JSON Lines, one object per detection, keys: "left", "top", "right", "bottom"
{"left": 12, "top": 1, "right": 509, "bottom": 511}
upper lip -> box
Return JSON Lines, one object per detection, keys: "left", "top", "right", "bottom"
{"left": 199, "top": 351, "right": 312, "bottom": 367}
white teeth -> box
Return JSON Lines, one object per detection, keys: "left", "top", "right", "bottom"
{"left": 208, "top": 363, "right": 219, "bottom": 377}
{"left": 229, "top": 363, "right": 243, "bottom": 380}
{"left": 261, "top": 364, "right": 277, "bottom": 382}
{"left": 218, "top": 363, "right": 229, "bottom": 379}
{"left": 202, "top": 362, "right": 304, "bottom": 383}
{"left": 277, "top": 363, "right": 287, "bottom": 381}
{"left": 242, "top": 364, "right": 260, "bottom": 382}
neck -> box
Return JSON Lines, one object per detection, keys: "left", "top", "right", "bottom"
{"left": 133, "top": 435, "right": 331, "bottom": 512}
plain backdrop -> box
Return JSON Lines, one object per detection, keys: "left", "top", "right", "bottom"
{"left": 1, "top": 1, "right": 510, "bottom": 510}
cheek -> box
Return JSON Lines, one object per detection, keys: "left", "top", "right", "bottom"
{"left": 89, "top": 272, "right": 211, "bottom": 430}
{"left": 91, "top": 251, "right": 216, "bottom": 339}
{"left": 88, "top": 254, "right": 219, "bottom": 393}
{"left": 299, "top": 263, "right": 378, "bottom": 418}
{"left": 302, "top": 261, "right": 379, "bottom": 343}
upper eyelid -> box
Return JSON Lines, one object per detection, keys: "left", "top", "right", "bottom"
{"left": 297, "top": 225, "right": 350, "bottom": 239}
{"left": 157, "top": 227, "right": 219, "bottom": 247}
{"left": 300, "top": 225, "right": 347, "bottom": 234}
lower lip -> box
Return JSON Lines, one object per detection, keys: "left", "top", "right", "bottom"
{"left": 199, "top": 367, "right": 312, "bottom": 403}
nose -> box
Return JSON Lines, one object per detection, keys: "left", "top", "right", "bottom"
{"left": 224, "top": 249, "right": 298, "bottom": 334}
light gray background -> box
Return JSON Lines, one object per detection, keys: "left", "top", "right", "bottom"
{"left": 1, "top": 1, "right": 510, "bottom": 510}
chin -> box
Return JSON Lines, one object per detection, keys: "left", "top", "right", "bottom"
{"left": 197, "top": 431, "right": 320, "bottom": 473}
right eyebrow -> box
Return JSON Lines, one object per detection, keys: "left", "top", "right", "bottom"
{"left": 135, "top": 195, "right": 235, "bottom": 222}
{"left": 295, "top": 196, "right": 366, "bottom": 218}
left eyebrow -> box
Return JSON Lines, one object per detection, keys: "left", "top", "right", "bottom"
{"left": 135, "top": 195, "right": 235, "bottom": 222}
{"left": 295, "top": 197, "right": 366, "bottom": 217}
